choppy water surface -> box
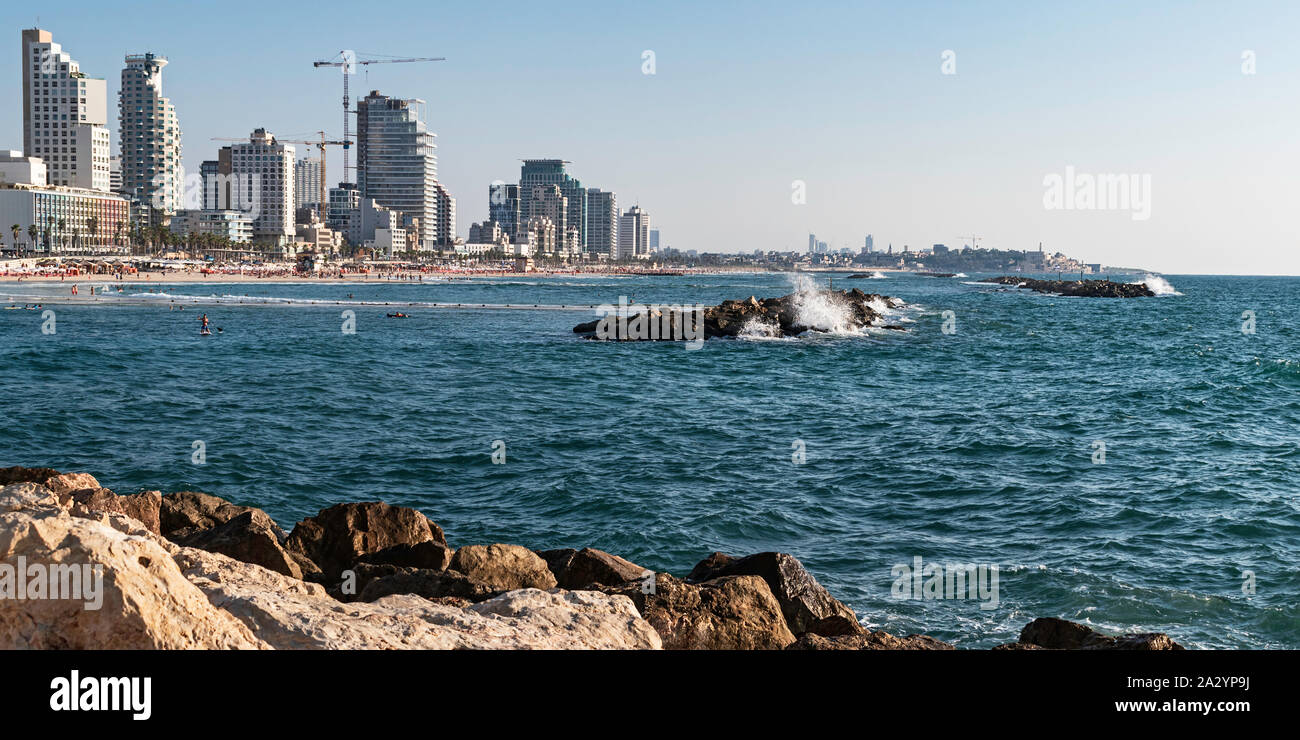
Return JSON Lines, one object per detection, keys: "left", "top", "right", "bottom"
{"left": 2, "top": 271, "right": 1297, "bottom": 648}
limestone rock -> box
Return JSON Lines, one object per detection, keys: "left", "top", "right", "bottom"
{"left": 0, "top": 492, "right": 267, "bottom": 649}
{"left": 160, "top": 491, "right": 286, "bottom": 542}
{"left": 451, "top": 544, "right": 557, "bottom": 591}
{"left": 173, "top": 546, "right": 660, "bottom": 649}
{"left": 606, "top": 573, "right": 795, "bottom": 649}
{"left": 65, "top": 488, "right": 162, "bottom": 535}
{"left": 686, "top": 551, "right": 860, "bottom": 636}
{"left": 538, "top": 547, "right": 649, "bottom": 590}
{"left": 176, "top": 510, "right": 303, "bottom": 579}
{"left": 285, "top": 501, "right": 447, "bottom": 580}
{"left": 42, "top": 472, "right": 101, "bottom": 497}
{"left": 354, "top": 565, "right": 497, "bottom": 603}
{"left": 0, "top": 466, "right": 63, "bottom": 486}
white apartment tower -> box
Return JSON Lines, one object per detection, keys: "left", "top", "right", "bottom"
{"left": 225, "top": 129, "right": 295, "bottom": 245}
{"left": 21, "top": 29, "right": 111, "bottom": 191}
{"left": 356, "top": 91, "right": 441, "bottom": 248}
{"left": 618, "top": 205, "right": 650, "bottom": 259}
{"left": 119, "top": 52, "right": 183, "bottom": 225}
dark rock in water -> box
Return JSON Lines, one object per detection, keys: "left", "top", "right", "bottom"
{"left": 686, "top": 551, "right": 860, "bottom": 636}
{"left": 161, "top": 491, "right": 286, "bottom": 543}
{"left": 176, "top": 510, "right": 304, "bottom": 579}
{"left": 537, "top": 547, "right": 649, "bottom": 589}
{"left": 286, "top": 501, "right": 449, "bottom": 581}
{"left": 979, "top": 276, "right": 1154, "bottom": 297}
{"left": 355, "top": 540, "right": 453, "bottom": 572}
{"left": 603, "top": 573, "right": 796, "bottom": 649}
{"left": 786, "top": 631, "right": 954, "bottom": 650}
{"left": 1017, "top": 617, "right": 1185, "bottom": 650}
{"left": 573, "top": 288, "right": 902, "bottom": 341}
{"left": 914, "top": 272, "right": 956, "bottom": 278}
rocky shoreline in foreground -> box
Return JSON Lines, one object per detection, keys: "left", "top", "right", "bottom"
{"left": 979, "top": 276, "right": 1155, "bottom": 297}
{"left": 0, "top": 467, "right": 1184, "bottom": 650}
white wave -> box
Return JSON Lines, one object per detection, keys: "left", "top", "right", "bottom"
{"left": 1135, "top": 274, "right": 1182, "bottom": 296}
{"left": 736, "top": 316, "right": 786, "bottom": 340}
{"left": 953, "top": 272, "right": 968, "bottom": 278}
{"left": 869, "top": 271, "right": 887, "bottom": 279}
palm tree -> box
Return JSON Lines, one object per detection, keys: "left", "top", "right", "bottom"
{"left": 9, "top": 224, "right": 18, "bottom": 255}
{"left": 86, "top": 217, "right": 98, "bottom": 251}
{"left": 27, "top": 224, "right": 38, "bottom": 254}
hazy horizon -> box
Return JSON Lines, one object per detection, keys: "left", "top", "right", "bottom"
{"left": 2, "top": 0, "right": 1296, "bottom": 274}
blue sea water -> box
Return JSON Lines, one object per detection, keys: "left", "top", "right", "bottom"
{"left": 1, "top": 271, "right": 1297, "bottom": 649}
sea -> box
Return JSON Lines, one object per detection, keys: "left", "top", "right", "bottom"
{"left": 1, "top": 270, "right": 1296, "bottom": 648}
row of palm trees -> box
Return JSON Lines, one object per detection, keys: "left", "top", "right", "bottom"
{"left": 3, "top": 215, "right": 281, "bottom": 259}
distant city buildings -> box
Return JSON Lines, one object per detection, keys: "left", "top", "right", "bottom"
{"left": 21, "top": 28, "right": 111, "bottom": 192}
{"left": 864, "top": 234, "right": 874, "bottom": 253}
{"left": 0, "top": 150, "right": 129, "bottom": 253}
{"left": 618, "top": 205, "right": 650, "bottom": 259}
{"left": 585, "top": 188, "right": 618, "bottom": 259}
{"left": 118, "top": 52, "right": 182, "bottom": 226}
{"left": 220, "top": 128, "right": 295, "bottom": 245}
{"left": 294, "top": 156, "right": 322, "bottom": 210}
{"left": 649, "top": 228, "right": 659, "bottom": 251}
{"left": 355, "top": 90, "right": 446, "bottom": 248}
{"left": 519, "top": 159, "right": 585, "bottom": 252}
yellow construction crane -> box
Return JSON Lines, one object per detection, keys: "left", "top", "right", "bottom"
{"left": 312, "top": 52, "right": 445, "bottom": 183}
{"left": 211, "top": 132, "right": 350, "bottom": 224}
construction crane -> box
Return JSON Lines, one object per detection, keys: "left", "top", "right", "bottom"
{"left": 211, "top": 132, "right": 351, "bottom": 224}
{"left": 312, "top": 52, "right": 445, "bottom": 183}
{"left": 958, "top": 235, "right": 982, "bottom": 249}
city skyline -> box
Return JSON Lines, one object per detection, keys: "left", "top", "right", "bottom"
{"left": 2, "top": 1, "right": 1297, "bottom": 272}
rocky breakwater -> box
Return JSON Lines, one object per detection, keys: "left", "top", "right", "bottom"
{"left": 573, "top": 288, "right": 907, "bottom": 340}
{"left": 979, "top": 276, "right": 1154, "bottom": 297}
{"left": 0, "top": 466, "right": 1187, "bottom": 650}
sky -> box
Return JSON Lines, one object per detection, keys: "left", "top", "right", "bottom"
{"left": 2, "top": 0, "right": 1297, "bottom": 274}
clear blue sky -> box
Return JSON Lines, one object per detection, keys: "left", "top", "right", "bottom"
{"left": 3, "top": 0, "right": 1297, "bottom": 273}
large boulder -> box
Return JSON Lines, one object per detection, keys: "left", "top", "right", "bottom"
{"left": 0, "top": 484, "right": 267, "bottom": 649}
{"left": 285, "top": 502, "right": 450, "bottom": 580}
{"left": 173, "top": 546, "right": 661, "bottom": 649}
{"left": 686, "top": 551, "right": 860, "bottom": 636}
{"left": 606, "top": 573, "right": 795, "bottom": 649}
{"left": 538, "top": 547, "right": 649, "bottom": 590}
{"left": 41, "top": 472, "right": 101, "bottom": 497}
{"left": 65, "top": 488, "right": 162, "bottom": 535}
{"left": 160, "top": 491, "right": 286, "bottom": 542}
{"left": 451, "top": 544, "right": 557, "bottom": 591}
{"left": 1017, "top": 617, "right": 1184, "bottom": 650}
{"left": 176, "top": 510, "right": 303, "bottom": 579}
{"left": 786, "top": 631, "right": 953, "bottom": 650}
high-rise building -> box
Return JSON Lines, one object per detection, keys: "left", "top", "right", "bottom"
{"left": 518, "top": 184, "right": 568, "bottom": 254}
{"left": 223, "top": 128, "right": 295, "bottom": 245}
{"left": 355, "top": 90, "right": 440, "bottom": 248}
{"left": 586, "top": 189, "right": 618, "bottom": 259}
{"left": 327, "top": 183, "right": 360, "bottom": 239}
{"left": 294, "top": 157, "right": 323, "bottom": 210}
{"left": 618, "top": 205, "right": 650, "bottom": 259}
{"left": 649, "top": 228, "right": 660, "bottom": 251}
{"left": 808, "top": 233, "right": 816, "bottom": 254}
{"left": 119, "top": 52, "right": 182, "bottom": 226}
{"left": 864, "top": 234, "right": 874, "bottom": 253}
{"left": 108, "top": 155, "right": 122, "bottom": 193}
{"left": 22, "top": 29, "right": 111, "bottom": 192}
{"left": 488, "top": 182, "right": 519, "bottom": 240}
{"left": 519, "top": 160, "right": 585, "bottom": 251}
{"left": 435, "top": 183, "right": 455, "bottom": 246}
